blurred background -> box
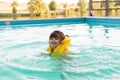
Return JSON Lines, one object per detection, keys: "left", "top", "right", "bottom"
{"left": 0, "top": 0, "right": 120, "bottom": 20}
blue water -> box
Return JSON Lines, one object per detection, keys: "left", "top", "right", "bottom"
{"left": 0, "top": 23, "right": 120, "bottom": 80}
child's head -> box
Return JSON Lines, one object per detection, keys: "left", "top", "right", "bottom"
{"left": 49, "top": 30, "right": 65, "bottom": 48}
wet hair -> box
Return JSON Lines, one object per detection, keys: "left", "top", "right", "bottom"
{"left": 49, "top": 30, "right": 65, "bottom": 42}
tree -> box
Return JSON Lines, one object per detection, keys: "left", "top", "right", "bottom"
{"left": 28, "top": 0, "right": 46, "bottom": 18}
{"left": 28, "top": 0, "right": 36, "bottom": 18}
{"left": 75, "top": 8, "right": 80, "bottom": 16}
{"left": 49, "top": 0, "right": 57, "bottom": 18}
{"left": 11, "top": 0, "right": 19, "bottom": 19}
{"left": 77, "top": 0, "right": 88, "bottom": 16}
{"left": 49, "top": 0, "right": 57, "bottom": 11}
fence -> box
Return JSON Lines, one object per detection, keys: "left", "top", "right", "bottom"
{"left": 89, "top": 0, "right": 120, "bottom": 16}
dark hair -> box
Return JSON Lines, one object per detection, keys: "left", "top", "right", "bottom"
{"left": 49, "top": 30, "right": 65, "bottom": 42}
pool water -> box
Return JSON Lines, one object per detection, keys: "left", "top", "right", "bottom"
{"left": 0, "top": 23, "right": 120, "bottom": 80}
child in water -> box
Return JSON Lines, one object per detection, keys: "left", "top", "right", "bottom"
{"left": 47, "top": 30, "right": 71, "bottom": 59}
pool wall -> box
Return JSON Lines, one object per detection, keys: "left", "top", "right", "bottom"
{"left": 0, "top": 17, "right": 120, "bottom": 26}
{"left": 85, "top": 17, "right": 120, "bottom": 25}
{"left": 0, "top": 18, "right": 85, "bottom": 26}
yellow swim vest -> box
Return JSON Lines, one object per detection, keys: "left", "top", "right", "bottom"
{"left": 47, "top": 37, "right": 71, "bottom": 59}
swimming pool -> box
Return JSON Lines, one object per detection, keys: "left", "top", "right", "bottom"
{"left": 0, "top": 18, "right": 120, "bottom": 80}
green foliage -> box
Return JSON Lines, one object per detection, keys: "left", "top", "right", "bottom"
{"left": 12, "top": 7, "right": 17, "bottom": 14}
{"left": 0, "top": 13, "right": 12, "bottom": 18}
{"left": 12, "top": 7, "right": 17, "bottom": 20}
{"left": 75, "top": 8, "right": 80, "bottom": 12}
{"left": 49, "top": 0, "right": 57, "bottom": 11}
{"left": 0, "top": 13, "right": 29, "bottom": 18}
{"left": 11, "top": 0, "right": 19, "bottom": 20}
{"left": 28, "top": 0, "right": 46, "bottom": 18}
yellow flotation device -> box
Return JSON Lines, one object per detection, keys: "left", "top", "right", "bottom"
{"left": 47, "top": 37, "right": 71, "bottom": 59}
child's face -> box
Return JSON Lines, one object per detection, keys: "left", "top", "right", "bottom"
{"left": 49, "top": 37, "right": 60, "bottom": 48}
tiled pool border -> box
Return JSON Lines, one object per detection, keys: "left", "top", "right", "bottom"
{"left": 0, "top": 17, "right": 120, "bottom": 26}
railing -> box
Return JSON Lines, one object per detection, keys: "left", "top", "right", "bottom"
{"left": 89, "top": 0, "right": 120, "bottom": 16}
